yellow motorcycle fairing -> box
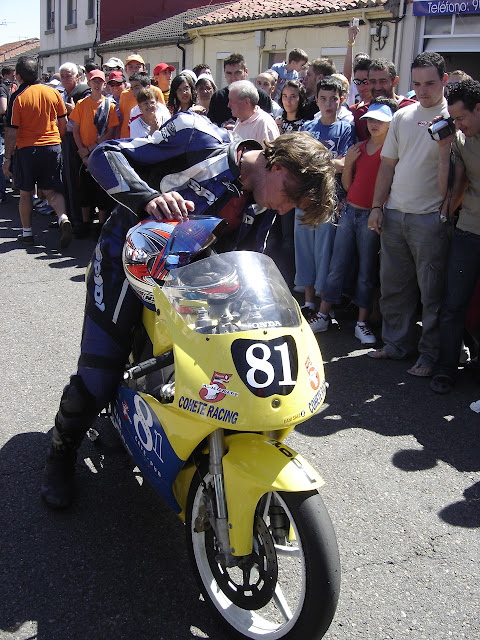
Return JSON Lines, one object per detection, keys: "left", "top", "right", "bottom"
{"left": 149, "top": 286, "right": 326, "bottom": 447}
{"left": 222, "top": 432, "right": 324, "bottom": 555}
{"left": 145, "top": 280, "right": 327, "bottom": 556}
{"left": 173, "top": 432, "right": 324, "bottom": 556}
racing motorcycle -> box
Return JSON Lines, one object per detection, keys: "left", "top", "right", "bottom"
{"left": 110, "top": 215, "right": 340, "bottom": 639}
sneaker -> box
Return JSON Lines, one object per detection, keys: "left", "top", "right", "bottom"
{"left": 355, "top": 322, "right": 376, "bottom": 345}
{"left": 300, "top": 305, "right": 316, "bottom": 320}
{"left": 59, "top": 219, "right": 72, "bottom": 248}
{"left": 329, "top": 309, "right": 341, "bottom": 331}
{"left": 459, "top": 341, "right": 470, "bottom": 364}
{"left": 308, "top": 312, "right": 330, "bottom": 333}
{"left": 17, "top": 234, "right": 35, "bottom": 246}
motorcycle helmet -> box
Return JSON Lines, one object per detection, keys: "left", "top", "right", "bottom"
{"left": 122, "top": 216, "right": 226, "bottom": 310}
{"left": 175, "top": 255, "right": 239, "bottom": 298}
{"left": 165, "top": 254, "right": 240, "bottom": 320}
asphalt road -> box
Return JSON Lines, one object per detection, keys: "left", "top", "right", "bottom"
{"left": 1, "top": 193, "right": 479, "bottom": 640}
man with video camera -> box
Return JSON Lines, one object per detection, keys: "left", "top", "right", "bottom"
{"left": 430, "top": 79, "right": 480, "bottom": 394}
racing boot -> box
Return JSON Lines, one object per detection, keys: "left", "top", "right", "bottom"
{"left": 41, "top": 376, "right": 98, "bottom": 509}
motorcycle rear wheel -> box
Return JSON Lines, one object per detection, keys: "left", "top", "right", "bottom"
{"left": 186, "top": 472, "right": 340, "bottom": 640}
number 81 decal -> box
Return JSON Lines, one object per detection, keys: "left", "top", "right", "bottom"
{"left": 231, "top": 336, "right": 298, "bottom": 397}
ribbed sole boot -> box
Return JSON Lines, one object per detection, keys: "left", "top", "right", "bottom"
{"left": 41, "top": 446, "right": 77, "bottom": 509}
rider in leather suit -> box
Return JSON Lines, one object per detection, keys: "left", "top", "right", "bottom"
{"left": 41, "top": 111, "right": 336, "bottom": 508}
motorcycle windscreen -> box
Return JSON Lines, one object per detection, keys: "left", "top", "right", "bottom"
{"left": 162, "top": 251, "right": 302, "bottom": 333}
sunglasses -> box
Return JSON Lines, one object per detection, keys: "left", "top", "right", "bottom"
{"left": 446, "top": 81, "right": 459, "bottom": 92}
{"left": 353, "top": 78, "right": 369, "bottom": 86}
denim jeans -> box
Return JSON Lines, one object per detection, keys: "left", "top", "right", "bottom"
{"left": 323, "top": 203, "right": 379, "bottom": 309}
{"left": 435, "top": 228, "right": 480, "bottom": 380}
{"left": 294, "top": 208, "right": 336, "bottom": 293}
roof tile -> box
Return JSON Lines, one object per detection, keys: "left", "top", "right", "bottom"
{"left": 186, "top": 0, "right": 387, "bottom": 27}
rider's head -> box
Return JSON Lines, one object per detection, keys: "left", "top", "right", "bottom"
{"left": 262, "top": 132, "right": 336, "bottom": 227}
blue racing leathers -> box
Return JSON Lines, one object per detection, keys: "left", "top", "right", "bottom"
{"left": 88, "top": 111, "right": 261, "bottom": 236}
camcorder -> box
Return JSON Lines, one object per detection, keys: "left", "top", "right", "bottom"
{"left": 428, "top": 117, "right": 455, "bottom": 141}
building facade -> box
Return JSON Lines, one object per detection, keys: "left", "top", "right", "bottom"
{"left": 397, "top": 1, "right": 479, "bottom": 91}
{"left": 40, "top": 0, "right": 98, "bottom": 71}
{"left": 38, "top": 0, "right": 479, "bottom": 86}
{"left": 38, "top": 0, "right": 227, "bottom": 73}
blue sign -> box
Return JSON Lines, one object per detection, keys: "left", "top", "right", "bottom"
{"left": 413, "top": 0, "right": 480, "bottom": 15}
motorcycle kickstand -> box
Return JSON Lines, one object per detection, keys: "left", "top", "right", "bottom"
{"left": 208, "top": 429, "right": 235, "bottom": 567}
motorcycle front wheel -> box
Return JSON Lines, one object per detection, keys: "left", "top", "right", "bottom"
{"left": 186, "top": 472, "right": 340, "bottom": 640}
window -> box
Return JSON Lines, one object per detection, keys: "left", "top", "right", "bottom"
{"left": 67, "top": 0, "right": 77, "bottom": 26}
{"left": 87, "top": 0, "right": 95, "bottom": 20}
{"left": 46, "top": 0, "right": 55, "bottom": 30}
{"left": 267, "top": 52, "right": 286, "bottom": 68}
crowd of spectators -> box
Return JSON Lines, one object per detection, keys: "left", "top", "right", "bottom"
{"left": 1, "top": 22, "right": 479, "bottom": 395}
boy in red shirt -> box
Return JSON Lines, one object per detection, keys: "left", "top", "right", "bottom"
{"left": 317, "top": 98, "right": 398, "bottom": 343}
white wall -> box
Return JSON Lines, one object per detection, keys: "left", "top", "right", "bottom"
{"left": 40, "top": 0, "right": 97, "bottom": 70}
{"left": 190, "top": 21, "right": 395, "bottom": 87}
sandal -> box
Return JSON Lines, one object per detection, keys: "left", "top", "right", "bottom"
{"left": 407, "top": 362, "right": 433, "bottom": 377}
{"left": 430, "top": 375, "right": 454, "bottom": 394}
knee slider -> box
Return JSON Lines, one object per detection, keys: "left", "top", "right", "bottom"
{"left": 60, "top": 375, "right": 97, "bottom": 417}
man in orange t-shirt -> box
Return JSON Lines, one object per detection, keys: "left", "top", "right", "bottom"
{"left": 118, "top": 54, "right": 165, "bottom": 138}
{"left": 3, "top": 56, "right": 72, "bottom": 248}
{"left": 70, "top": 69, "right": 119, "bottom": 232}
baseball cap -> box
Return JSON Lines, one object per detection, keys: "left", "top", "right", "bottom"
{"left": 196, "top": 73, "right": 216, "bottom": 90}
{"left": 125, "top": 54, "right": 145, "bottom": 66}
{"left": 107, "top": 70, "right": 124, "bottom": 84}
{"left": 180, "top": 69, "right": 198, "bottom": 84}
{"left": 104, "top": 57, "right": 124, "bottom": 70}
{"left": 154, "top": 63, "right": 175, "bottom": 76}
{"left": 360, "top": 102, "right": 394, "bottom": 122}
{"left": 89, "top": 69, "right": 106, "bottom": 82}
{"left": 46, "top": 77, "right": 62, "bottom": 88}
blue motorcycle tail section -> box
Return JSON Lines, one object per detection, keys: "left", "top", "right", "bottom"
{"left": 111, "top": 386, "right": 184, "bottom": 512}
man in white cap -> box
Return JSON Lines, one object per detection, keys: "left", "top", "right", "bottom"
{"left": 103, "top": 57, "right": 124, "bottom": 73}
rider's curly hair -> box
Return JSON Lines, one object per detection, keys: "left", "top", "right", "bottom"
{"left": 263, "top": 132, "right": 336, "bottom": 227}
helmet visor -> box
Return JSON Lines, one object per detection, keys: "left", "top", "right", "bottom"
{"left": 163, "top": 216, "right": 227, "bottom": 270}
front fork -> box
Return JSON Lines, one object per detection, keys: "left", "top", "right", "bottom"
{"left": 207, "top": 429, "right": 236, "bottom": 566}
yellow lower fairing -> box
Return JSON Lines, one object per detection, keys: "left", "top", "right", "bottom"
{"left": 223, "top": 433, "right": 324, "bottom": 555}
{"left": 172, "top": 433, "right": 324, "bottom": 551}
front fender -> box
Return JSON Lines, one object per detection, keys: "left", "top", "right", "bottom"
{"left": 222, "top": 433, "right": 325, "bottom": 556}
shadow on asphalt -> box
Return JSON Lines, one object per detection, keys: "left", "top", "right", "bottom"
{"left": 0, "top": 193, "right": 96, "bottom": 272}
{"left": 296, "top": 306, "right": 480, "bottom": 529}
{"left": 0, "top": 418, "right": 230, "bottom": 640}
